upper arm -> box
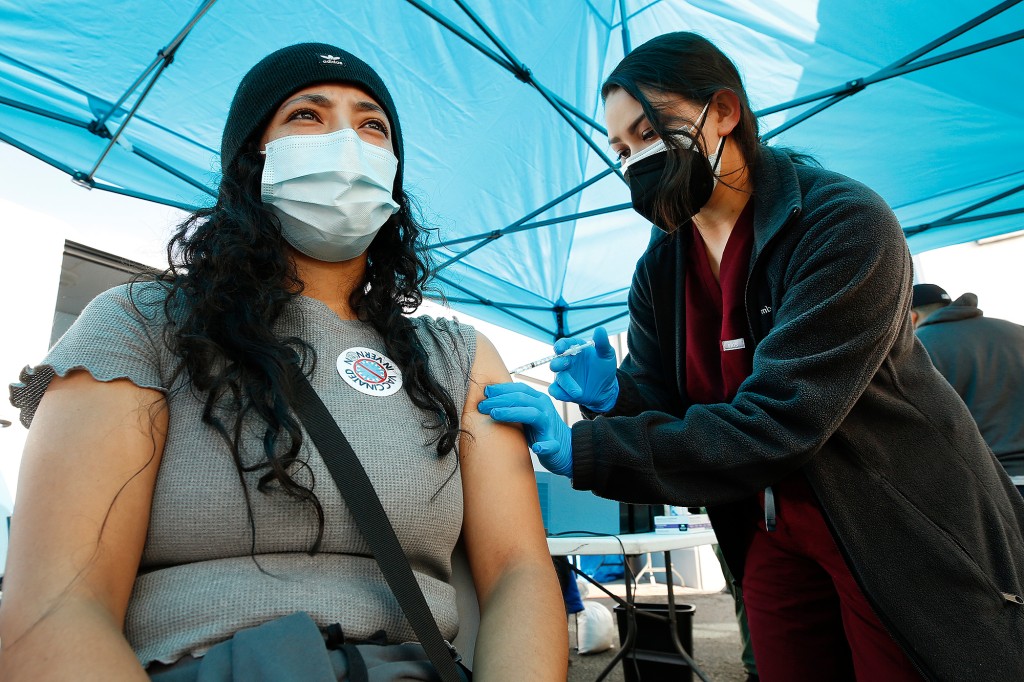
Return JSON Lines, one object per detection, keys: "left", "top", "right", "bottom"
{"left": 457, "top": 332, "right": 551, "bottom": 607}
{"left": 0, "top": 371, "right": 167, "bottom": 643}
{"left": 681, "top": 191, "right": 911, "bottom": 471}
{"left": 741, "top": 193, "right": 910, "bottom": 438}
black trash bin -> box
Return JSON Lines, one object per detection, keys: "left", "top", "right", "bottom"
{"left": 614, "top": 602, "right": 695, "bottom": 682}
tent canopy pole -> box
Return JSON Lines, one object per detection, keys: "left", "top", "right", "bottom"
{"left": 76, "top": 0, "right": 218, "bottom": 187}
{"left": 759, "top": 0, "right": 1022, "bottom": 118}
{"left": 903, "top": 182, "right": 1024, "bottom": 236}
{"left": 619, "top": 0, "right": 632, "bottom": 54}
{"left": 426, "top": 168, "right": 614, "bottom": 255}
{"left": 432, "top": 275, "right": 556, "bottom": 338}
{"left": 763, "top": 1, "right": 1022, "bottom": 140}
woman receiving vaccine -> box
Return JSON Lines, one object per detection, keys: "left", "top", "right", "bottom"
{"left": 481, "top": 31, "right": 1024, "bottom": 681}
{"left": 2, "top": 43, "right": 566, "bottom": 681}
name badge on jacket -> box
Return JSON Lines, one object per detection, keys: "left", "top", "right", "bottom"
{"left": 722, "top": 338, "right": 746, "bottom": 351}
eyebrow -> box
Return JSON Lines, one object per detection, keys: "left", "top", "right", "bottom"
{"left": 277, "top": 95, "right": 389, "bottom": 125}
{"left": 608, "top": 113, "right": 648, "bottom": 145}
{"left": 354, "top": 100, "right": 388, "bottom": 120}
{"left": 280, "top": 93, "right": 333, "bottom": 110}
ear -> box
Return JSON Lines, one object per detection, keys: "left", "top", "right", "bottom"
{"left": 711, "top": 89, "right": 742, "bottom": 137}
{"left": 910, "top": 310, "right": 919, "bottom": 327}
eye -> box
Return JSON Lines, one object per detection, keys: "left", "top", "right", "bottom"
{"left": 362, "top": 118, "right": 390, "bottom": 137}
{"left": 615, "top": 148, "right": 631, "bottom": 161}
{"left": 640, "top": 128, "right": 657, "bottom": 142}
{"left": 285, "top": 108, "right": 320, "bottom": 122}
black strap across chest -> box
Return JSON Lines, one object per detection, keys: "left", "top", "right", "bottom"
{"left": 288, "top": 365, "right": 464, "bottom": 682}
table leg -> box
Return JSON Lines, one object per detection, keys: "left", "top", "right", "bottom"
{"left": 634, "top": 552, "right": 657, "bottom": 585}
{"left": 593, "top": 554, "right": 634, "bottom": 682}
{"left": 664, "top": 550, "right": 713, "bottom": 682}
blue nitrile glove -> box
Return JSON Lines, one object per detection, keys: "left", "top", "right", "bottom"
{"left": 478, "top": 382, "right": 573, "bottom": 477}
{"left": 548, "top": 326, "right": 619, "bottom": 413}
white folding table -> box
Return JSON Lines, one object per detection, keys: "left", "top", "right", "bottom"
{"left": 548, "top": 530, "right": 717, "bottom": 682}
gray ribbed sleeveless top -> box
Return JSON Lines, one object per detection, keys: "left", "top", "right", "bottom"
{"left": 10, "top": 283, "right": 476, "bottom": 665}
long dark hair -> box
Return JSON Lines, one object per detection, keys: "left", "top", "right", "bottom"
{"left": 151, "top": 136, "right": 461, "bottom": 554}
{"left": 602, "top": 32, "right": 762, "bottom": 231}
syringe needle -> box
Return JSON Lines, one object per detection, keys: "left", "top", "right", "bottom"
{"left": 509, "top": 340, "right": 595, "bottom": 375}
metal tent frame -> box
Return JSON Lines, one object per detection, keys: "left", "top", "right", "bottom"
{"left": 1, "top": 0, "right": 1022, "bottom": 339}
{"left": 410, "top": 0, "right": 1024, "bottom": 337}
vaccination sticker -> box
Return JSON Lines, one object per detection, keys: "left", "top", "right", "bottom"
{"left": 337, "top": 347, "right": 403, "bottom": 397}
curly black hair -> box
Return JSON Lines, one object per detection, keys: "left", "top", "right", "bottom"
{"left": 150, "top": 137, "right": 461, "bottom": 554}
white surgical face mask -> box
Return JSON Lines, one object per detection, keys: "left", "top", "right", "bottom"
{"left": 261, "top": 129, "right": 400, "bottom": 262}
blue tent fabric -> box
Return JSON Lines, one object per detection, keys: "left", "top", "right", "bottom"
{"left": 1, "top": 1, "right": 1021, "bottom": 341}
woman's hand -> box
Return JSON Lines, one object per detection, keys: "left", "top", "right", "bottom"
{"left": 478, "top": 382, "right": 573, "bottom": 477}
{"left": 549, "top": 326, "right": 619, "bottom": 413}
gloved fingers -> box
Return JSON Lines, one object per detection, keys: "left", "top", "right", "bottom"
{"left": 553, "top": 336, "right": 589, "bottom": 355}
{"left": 548, "top": 382, "right": 573, "bottom": 403}
{"left": 532, "top": 439, "right": 563, "bottom": 456}
{"left": 480, "top": 384, "right": 557, "bottom": 423}
{"left": 478, "top": 392, "right": 546, "bottom": 413}
{"left": 482, "top": 381, "right": 545, "bottom": 399}
{"left": 549, "top": 373, "right": 582, "bottom": 402}
{"left": 548, "top": 354, "right": 574, "bottom": 373}
{"left": 588, "top": 379, "right": 620, "bottom": 414}
{"left": 486, "top": 405, "right": 546, "bottom": 427}
{"left": 593, "top": 327, "right": 616, "bottom": 359}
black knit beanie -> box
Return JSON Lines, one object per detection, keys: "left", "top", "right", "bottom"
{"left": 221, "top": 42, "right": 403, "bottom": 196}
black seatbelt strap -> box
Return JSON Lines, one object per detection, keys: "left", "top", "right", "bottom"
{"left": 288, "top": 365, "right": 464, "bottom": 682}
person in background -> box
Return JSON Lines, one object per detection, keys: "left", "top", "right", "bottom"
{"left": 480, "top": 31, "right": 1024, "bottom": 681}
{"left": 912, "top": 283, "right": 1024, "bottom": 495}
{"left": 0, "top": 43, "right": 566, "bottom": 681}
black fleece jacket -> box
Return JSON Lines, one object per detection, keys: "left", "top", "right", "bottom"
{"left": 571, "top": 145, "right": 1024, "bottom": 680}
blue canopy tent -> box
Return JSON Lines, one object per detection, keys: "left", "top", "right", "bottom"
{"left": 1, "top": 0, "right": 1021, "bottom": 341}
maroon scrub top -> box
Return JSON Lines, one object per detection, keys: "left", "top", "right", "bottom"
{"left": 684, "top": 202, "right": 755, "bottom": 405}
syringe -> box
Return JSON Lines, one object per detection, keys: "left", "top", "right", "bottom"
{"left": 509, "top": 339, "right": 595, "bottom": 375}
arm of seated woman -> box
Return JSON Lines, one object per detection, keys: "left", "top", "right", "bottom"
{"left": 0, "top": 371, "right": 167, "bottom": 681}
{"left": 458, "top": 332, "right": 568, "bottom": 681}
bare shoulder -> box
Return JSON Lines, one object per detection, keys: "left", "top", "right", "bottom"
{"left": 459, "top": 331, "right": 522, "bottom": 461}
{"left": 469, "top": 331, "right": 510, "bottom": 386}
{"left": 461, "top": 331, "right": 506, "bottom": 436}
